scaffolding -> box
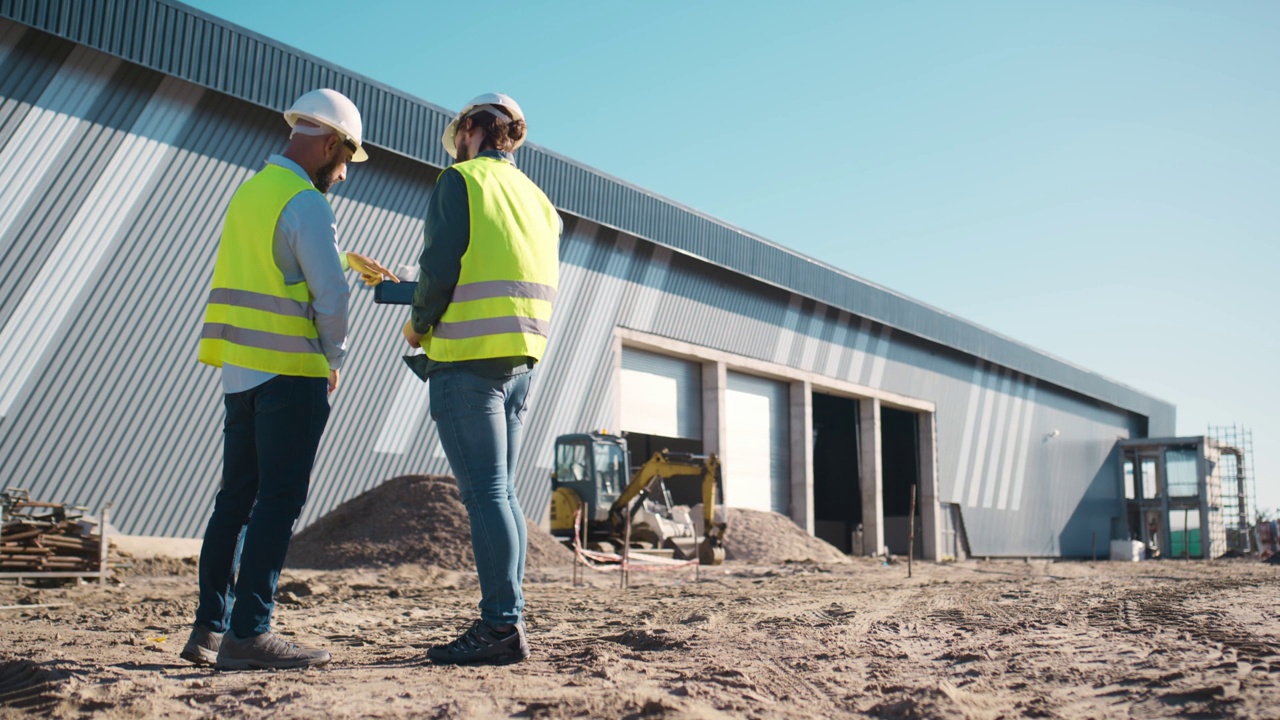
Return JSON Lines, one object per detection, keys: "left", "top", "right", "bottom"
{"left": 1207, "top": 424, "right": 1255, "bottom": 553}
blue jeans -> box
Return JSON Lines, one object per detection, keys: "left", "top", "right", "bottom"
{"left": 195, "top": 374, "right": 330, "bottom": 638}
{"left": 430, "top": 365, "right": 534, "bottom": 627}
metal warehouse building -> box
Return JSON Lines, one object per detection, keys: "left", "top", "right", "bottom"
{"left": 2, "top": 1, "right": 1209, "bottom": 560}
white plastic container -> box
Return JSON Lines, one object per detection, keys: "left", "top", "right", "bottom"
{"left": 1110, "top": 539, "right": 1145, "bottom": 562}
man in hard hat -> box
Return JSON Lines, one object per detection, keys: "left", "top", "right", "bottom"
{"left": 402, "top": 92, "right": 560, "bottom": 665}
{"left": 183, "top": 88, "right": 398, "bottom": 671}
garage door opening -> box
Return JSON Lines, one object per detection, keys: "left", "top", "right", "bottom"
{"left": 724, "top": 372, "right": 790, "bottom": 515}
{"left": 881, "top": 406, "right": 921, "bottom": 556}
{"left": 623, "top": 432, "right": 704, "bottom": 503}
{"left": 623, "top": 433, "right": 703, "bottom": 466}
{"left": 812, "top": 392, "right": 861, "bottom": 553}
{"left": 620, "top": 348, "right": 704, "bottom": 505}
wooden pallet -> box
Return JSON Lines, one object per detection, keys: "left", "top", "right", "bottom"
{"left": 0, "top": 495, "right": 112, "bottom": 585}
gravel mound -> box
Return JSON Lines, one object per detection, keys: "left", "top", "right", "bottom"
{"left": 120, "top": 555, "right": 198, "bottom": 578}
{"left": 286, "top": 475, "right": 573, "bottom": 571}
{"left": 724, "top": 507, "right": 849, "bottom": 564}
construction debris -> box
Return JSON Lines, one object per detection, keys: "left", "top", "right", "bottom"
{"left": 1, "top": 488, "right": 116, "bottom": 582}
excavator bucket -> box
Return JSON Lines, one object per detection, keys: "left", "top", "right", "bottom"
{"left": 698, "top": 536, "right": 725, "bottom": 566}
{"left": 663, "top": 536, "right": 698, "bottom": 561}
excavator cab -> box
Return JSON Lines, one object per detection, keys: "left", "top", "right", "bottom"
{"left": 549, "top": 432, "right": 629, "bottom": 536}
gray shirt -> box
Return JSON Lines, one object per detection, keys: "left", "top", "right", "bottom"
{"left": 222, "top": 155, "right": 351, "bottom": 394}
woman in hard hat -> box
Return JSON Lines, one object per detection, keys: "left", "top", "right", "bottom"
{"left": 402, "top": 93, "right": 561, "bottom": 665}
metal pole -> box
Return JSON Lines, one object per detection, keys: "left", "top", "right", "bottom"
{"left": 572, "top": 509, "right": 581, "bottom": 587}
{"left": 908, "top": 484, "right": 917, "bottom": 579}
{"left": 1183, "top": 507, "right": 1190, "bottom": 559}
{"left": 621, "top": 509, "right": 632, "bottom": 590}
{"left": 98, "top": 504, "right": 112, "bottom": 585}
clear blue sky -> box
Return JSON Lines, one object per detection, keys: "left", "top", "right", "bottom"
{"left": 182, "top": 0, "right": 1279, "bottom": 514}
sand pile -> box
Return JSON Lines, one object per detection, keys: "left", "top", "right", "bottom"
{"left": 286, "top": 475, "right": 573, "bottom": 571}
{"left": 724, "top": 508, "right": 849, "bottom": 564}
{"left": 120, "top": 554, "right": 198, "bottom": 578}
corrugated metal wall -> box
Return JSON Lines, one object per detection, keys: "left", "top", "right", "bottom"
{"left": 0, "top": 0, "right": 1176, "bottom": 431}
{"left": 0, "top": 17, "right": 1151, "bottom": 556}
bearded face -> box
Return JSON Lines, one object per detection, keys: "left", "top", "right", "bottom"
{"left": 314, "top": 147, "right": 344, "bottom": 194}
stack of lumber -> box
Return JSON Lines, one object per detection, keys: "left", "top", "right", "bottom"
{"left": 1, "top": 491, "right": 112, "bottom": 573}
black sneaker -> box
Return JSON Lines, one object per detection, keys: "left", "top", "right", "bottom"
{"left": 427, "top": 619, "right": 530, "bottom": 665}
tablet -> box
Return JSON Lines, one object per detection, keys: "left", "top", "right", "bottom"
{"left": 374, "top": 281, "right": 415, "bottom": 305}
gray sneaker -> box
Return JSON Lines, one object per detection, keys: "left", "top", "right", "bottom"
{"left": 215, "top": 631, "right": 331, "bottom": 670}
{"left": 179, "top": 626, "right": 224, "bottom": 666}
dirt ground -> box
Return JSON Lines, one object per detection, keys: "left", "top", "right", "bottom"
{"left": 3, "top": 556, "right": 1279, "bottom": 719}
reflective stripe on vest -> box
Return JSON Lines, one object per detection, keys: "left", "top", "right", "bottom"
{"left": 207, "top": 287, "right": 312, "bottom": 318}
{"left": 433, "top": 315, "right": 551, "bottom": 340}
{"left": 197, "top": 164, "right": 331, "bottom": 378}
{"left": 201, "top": 323, "right": 323, "bottom": 355}
{"left": 449, "top": 280, "right": 557, "bottom": 304}
{"left": 422, "top": 156, "right": 560, "bottom": 363}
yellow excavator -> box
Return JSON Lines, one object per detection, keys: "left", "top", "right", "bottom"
{"left": 549, "top": 431, "right": 726, "bottom": 565}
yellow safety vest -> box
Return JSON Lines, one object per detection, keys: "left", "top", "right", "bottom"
{"left": 198, "top": 164, "right": 330, "bottom": 378}
{"left": 422, "top": 156, "right": 560, "bottom": 362}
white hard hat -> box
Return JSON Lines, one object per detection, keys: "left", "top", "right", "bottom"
{"left": 441, "top": 92, "right": 526, "bottom": 159}
{"left": 284, "top": 89, "right": 368, "bottom": 162}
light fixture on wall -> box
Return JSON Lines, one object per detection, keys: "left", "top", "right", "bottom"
{"left": 1045, "top": 429, "right": 1061, "bottom": 440}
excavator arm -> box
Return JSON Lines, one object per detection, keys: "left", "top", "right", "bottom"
{"left": 608, "top": 453, "right": 702, "bottom": 527}
{"left": 608, "top": 451, "right": 726, "bottom": 565}
{"left": 696, "top": 455, "right": 726, "bottom": 565}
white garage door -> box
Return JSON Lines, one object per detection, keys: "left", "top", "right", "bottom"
{"left": 725, "top": 372, "right": 790, "bottom": 514}
{"left": 620, "top": 348, "right": 702, "bottom": 439}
